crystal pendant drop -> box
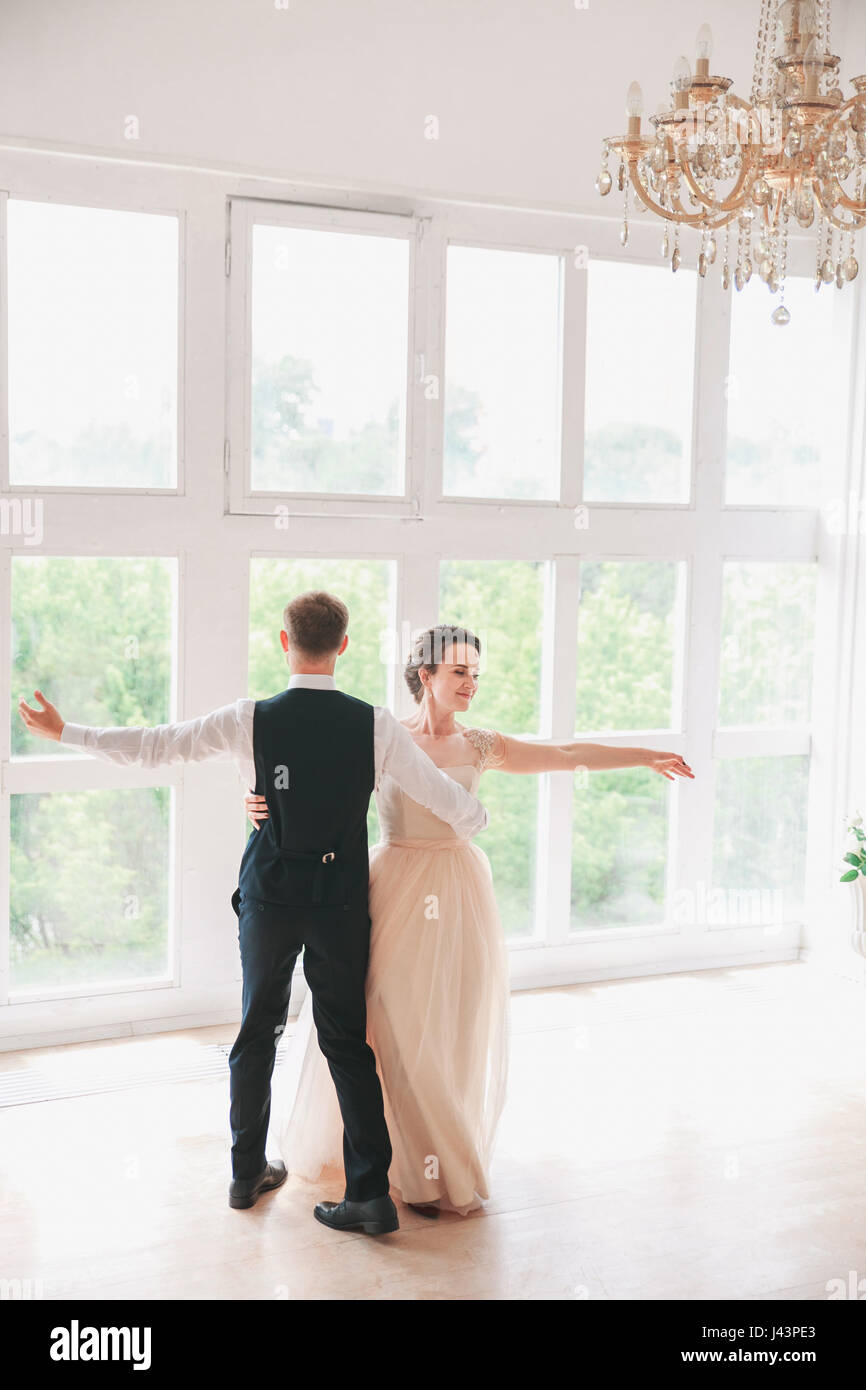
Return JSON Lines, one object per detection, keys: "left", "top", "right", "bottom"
{"left": 757, "top": 236, "right": 771, "bottom": 257}
{"left": 771, "top": 304, "right": 791, "bottom": 325}
{"left": 759, "top": 256, "right": 774, "bottom": 282}
{"left": 706, "top": 236, "right": 717, "bottom": 264}
{"left": 595, "top": 170, "right": 613, "bottom": 196}
{"left": 836, "top": 262, "right": 844, "bottom": 288}
{"left": 752, "top": 177, "right": 771, "bottom": 205}
{"left": 620, "top": 223, "right": 629, "bottom": 246}
{"left": 784, "top": 129, "right": 801, "bottom": 158}
{"left": 734, "top": 266, "right": 745, "bottom": 291}
{"left": 743, "top": 258, "right": 753, "bottom": 282}
{"left": 768, "top": 271, "right": 780, "bottom": 293}
{"left": 662, "top": 231, "right": 670, "bottom": 258}
{"left": 821, "top": 257, "right": 835, "bottom": 282}
{"left": 671, "top": 247, "right": 681, "bottom": 272}
{"left": 815, "top": 272, "right": 824, "bottom": 292}
{"left": 844, "top": 254, "right": 859, "bottom": 281}
{"left": 698, "top": 252, "right": 708, "bottom": 276}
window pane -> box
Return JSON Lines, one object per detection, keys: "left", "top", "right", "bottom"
{"left": 443, "top": 246, "right": 561, "bottom": 499}
{"left": 8, "top": 200, "right": 178, "bottom": 488}
{"left": 576, "top": 560, "right": 681, "bottom": 731}
{"left": 248, "top": 557, "right": 396, "bottom": 846}
{"left": 10, "top": 788, "right": 171, "bottom": 994}
{"left": 439, "top": 560, "right": 546, "bottom": 935}
{"left": 250, "top": 226, "right": 408, "bottom": 494}
{"left": 712, "top": 756, "right": 809, "bottom": 923}
{"left": 571, "top": 770, "right": 669, "bottom": 928}
{"left": 718, "top": 561, "right": 817, "bottom": 727}
{"left": 11, "top": 557, "right": 174, "bottom": 759}
{"left": 726, "top": 276, "right": 841, "bottom": 505}
{"left": 584, "top": 259, "right": 695, "bottom": 502}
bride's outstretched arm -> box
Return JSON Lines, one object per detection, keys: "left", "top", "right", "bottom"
{"left": 491, "top": 732, "right": 694, "bottom": 782}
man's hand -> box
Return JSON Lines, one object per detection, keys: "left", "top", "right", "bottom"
{"left": 18, "top": 690, "right": 65, "bottom": 742}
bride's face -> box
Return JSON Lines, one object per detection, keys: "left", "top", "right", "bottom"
{"left": 422, "top": 641, "right": 480, "bottom": 713}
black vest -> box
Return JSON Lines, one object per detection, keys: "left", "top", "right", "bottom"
{"left": 234, "top": 687, "right": 375, "bottom": 914}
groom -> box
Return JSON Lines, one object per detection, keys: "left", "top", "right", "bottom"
{"left": 18, "top": 590, "right": 489, "bottom": 1235}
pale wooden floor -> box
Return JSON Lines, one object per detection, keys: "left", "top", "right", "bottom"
{"left": 1, "top": 960, "right": 865, "bottom": 1300}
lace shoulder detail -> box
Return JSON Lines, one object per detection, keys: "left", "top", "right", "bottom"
{"left": 462, "top": 727, "right": 506, "bottom": 773}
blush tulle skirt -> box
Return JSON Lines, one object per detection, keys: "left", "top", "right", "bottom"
{"left": 272, "top": 836, "right": 510, "bottom": 1215}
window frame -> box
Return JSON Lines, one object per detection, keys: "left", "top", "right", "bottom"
{"left": 226, "top": 197, "right": 422, "bottom": 519}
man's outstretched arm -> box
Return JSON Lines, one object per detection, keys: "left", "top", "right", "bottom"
{"left": 18, "top": 689, "right": 255, "bottom": 786}
{"left": 377, "top": 710, "right": 489, "bottom": 839}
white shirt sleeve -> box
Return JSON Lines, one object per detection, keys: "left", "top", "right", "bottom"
{"left": 373, "top": 707, "right": 489, "bottom": 838}
{"left": 60, "top": 699, "right": 256, "bottom": 789}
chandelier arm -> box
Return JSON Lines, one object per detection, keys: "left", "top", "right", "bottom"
{"left": 713, "top": 160, "right": 753, "bottom": 213}
{"left": 679, "top": 150, "right": 754, "bottom": 214}
{"left": 813, "top": 192, "right": 866, "bottom": 231}
{"left": 833, "top": 187, "right": 866, "bottom": 217}
{"left": 677, "top": 158, "right": 721, "bottom": 212}
{"left": 667, "top": 189, "right": 745, "bottom": 232}
{"left": 627, "top": 157, "right": 707, "bottom": 226}
{"left": 824, "top": 94, "right": 866, "bottom": 132}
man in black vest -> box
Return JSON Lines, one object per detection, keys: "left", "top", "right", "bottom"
{"left": 18, "top": 590, "right": 489, "bottom": 1237}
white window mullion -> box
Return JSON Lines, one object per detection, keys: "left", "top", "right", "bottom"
{"left": 422, "top": 218, "right": 447, "bottom": 508}
{"left": 405, "top": 214, "right": 427, "bottom": 515}
{"left": 396, "top": 550, "right": 440, "bottom": 721}
{"left": 226, "top": 197, "right": 253, "bottom": 516}
{"left": 561, "top": 246, "right": 587, "bottom": 508}
{"left": 543, "top": 555, "right": 580, "bottom": 946}
{"left": 672, "top": 268, "right": 729, "bottom": 939}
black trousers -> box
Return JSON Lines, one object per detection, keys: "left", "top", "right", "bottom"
{"left": 228, "top": 891, "right": 392, "bottom": 1202}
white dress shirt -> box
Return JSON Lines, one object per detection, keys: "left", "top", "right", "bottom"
{"left": 60, "top": 673, "right": 489, "bottom": 839}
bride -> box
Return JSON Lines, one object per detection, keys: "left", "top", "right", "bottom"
{"left": 244, "top": 623, "right": 693, "bottom": 1215}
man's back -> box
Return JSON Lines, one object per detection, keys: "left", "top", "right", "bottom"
{"left": 237, "top": 686, "right": 375, "bottom": 911}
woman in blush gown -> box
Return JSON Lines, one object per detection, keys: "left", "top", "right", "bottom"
{"left": 244, "top": 624, "right": 694, "bottom": 1215}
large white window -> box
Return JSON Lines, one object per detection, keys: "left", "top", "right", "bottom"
{"left": 0, "top": 167, "right": 853, "bottom": 1045}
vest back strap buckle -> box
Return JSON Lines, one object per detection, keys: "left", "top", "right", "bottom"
{"left": 277, "top": 845, "right": 346, "bottom": 907}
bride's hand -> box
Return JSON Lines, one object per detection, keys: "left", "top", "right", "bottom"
{"left": 644, "top": 751, "right": 694, "bottom": 781}
{"left": 244, "top": 791, "right": 270, "bottom": 829}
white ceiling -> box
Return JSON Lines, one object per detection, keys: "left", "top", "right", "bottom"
{"left": 0, "top": 0, "right": 864, "bottom": 210}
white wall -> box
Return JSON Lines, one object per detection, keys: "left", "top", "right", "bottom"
{"left": 0, "top": 0, "right": 859, "bottom": 209}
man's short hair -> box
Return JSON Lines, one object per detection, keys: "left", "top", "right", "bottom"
{"left": 283, "top": 590, "right": 349, "bottom": 660}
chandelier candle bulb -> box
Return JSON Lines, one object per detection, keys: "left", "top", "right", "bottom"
{"left": 626, "top": 80, "right": 643, "bottom": 136}
{"left": 803, "top": 37, "right": 823, "bottom": 100}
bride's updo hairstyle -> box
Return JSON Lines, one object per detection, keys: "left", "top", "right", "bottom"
{"left": 403, "top": 624, "right": 481, "bottom": 704}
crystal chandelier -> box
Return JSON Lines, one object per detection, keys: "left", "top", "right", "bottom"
{"left": 596, "top": 0, "right": 865, "bottom": 323}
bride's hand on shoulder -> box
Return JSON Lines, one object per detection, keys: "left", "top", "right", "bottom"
{"left": 244, "top": 790, "right": 269, "bottom": 829}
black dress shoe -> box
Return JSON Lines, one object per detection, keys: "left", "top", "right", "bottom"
{"left": 313, "top": 1194, "right": 399, "bottom": 1234}
{"left": 408, "top": 1202, "right": 440, "bottom": 1219}
{"left": 228, "top": 1160, "right": 288, "bottom": 1209}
